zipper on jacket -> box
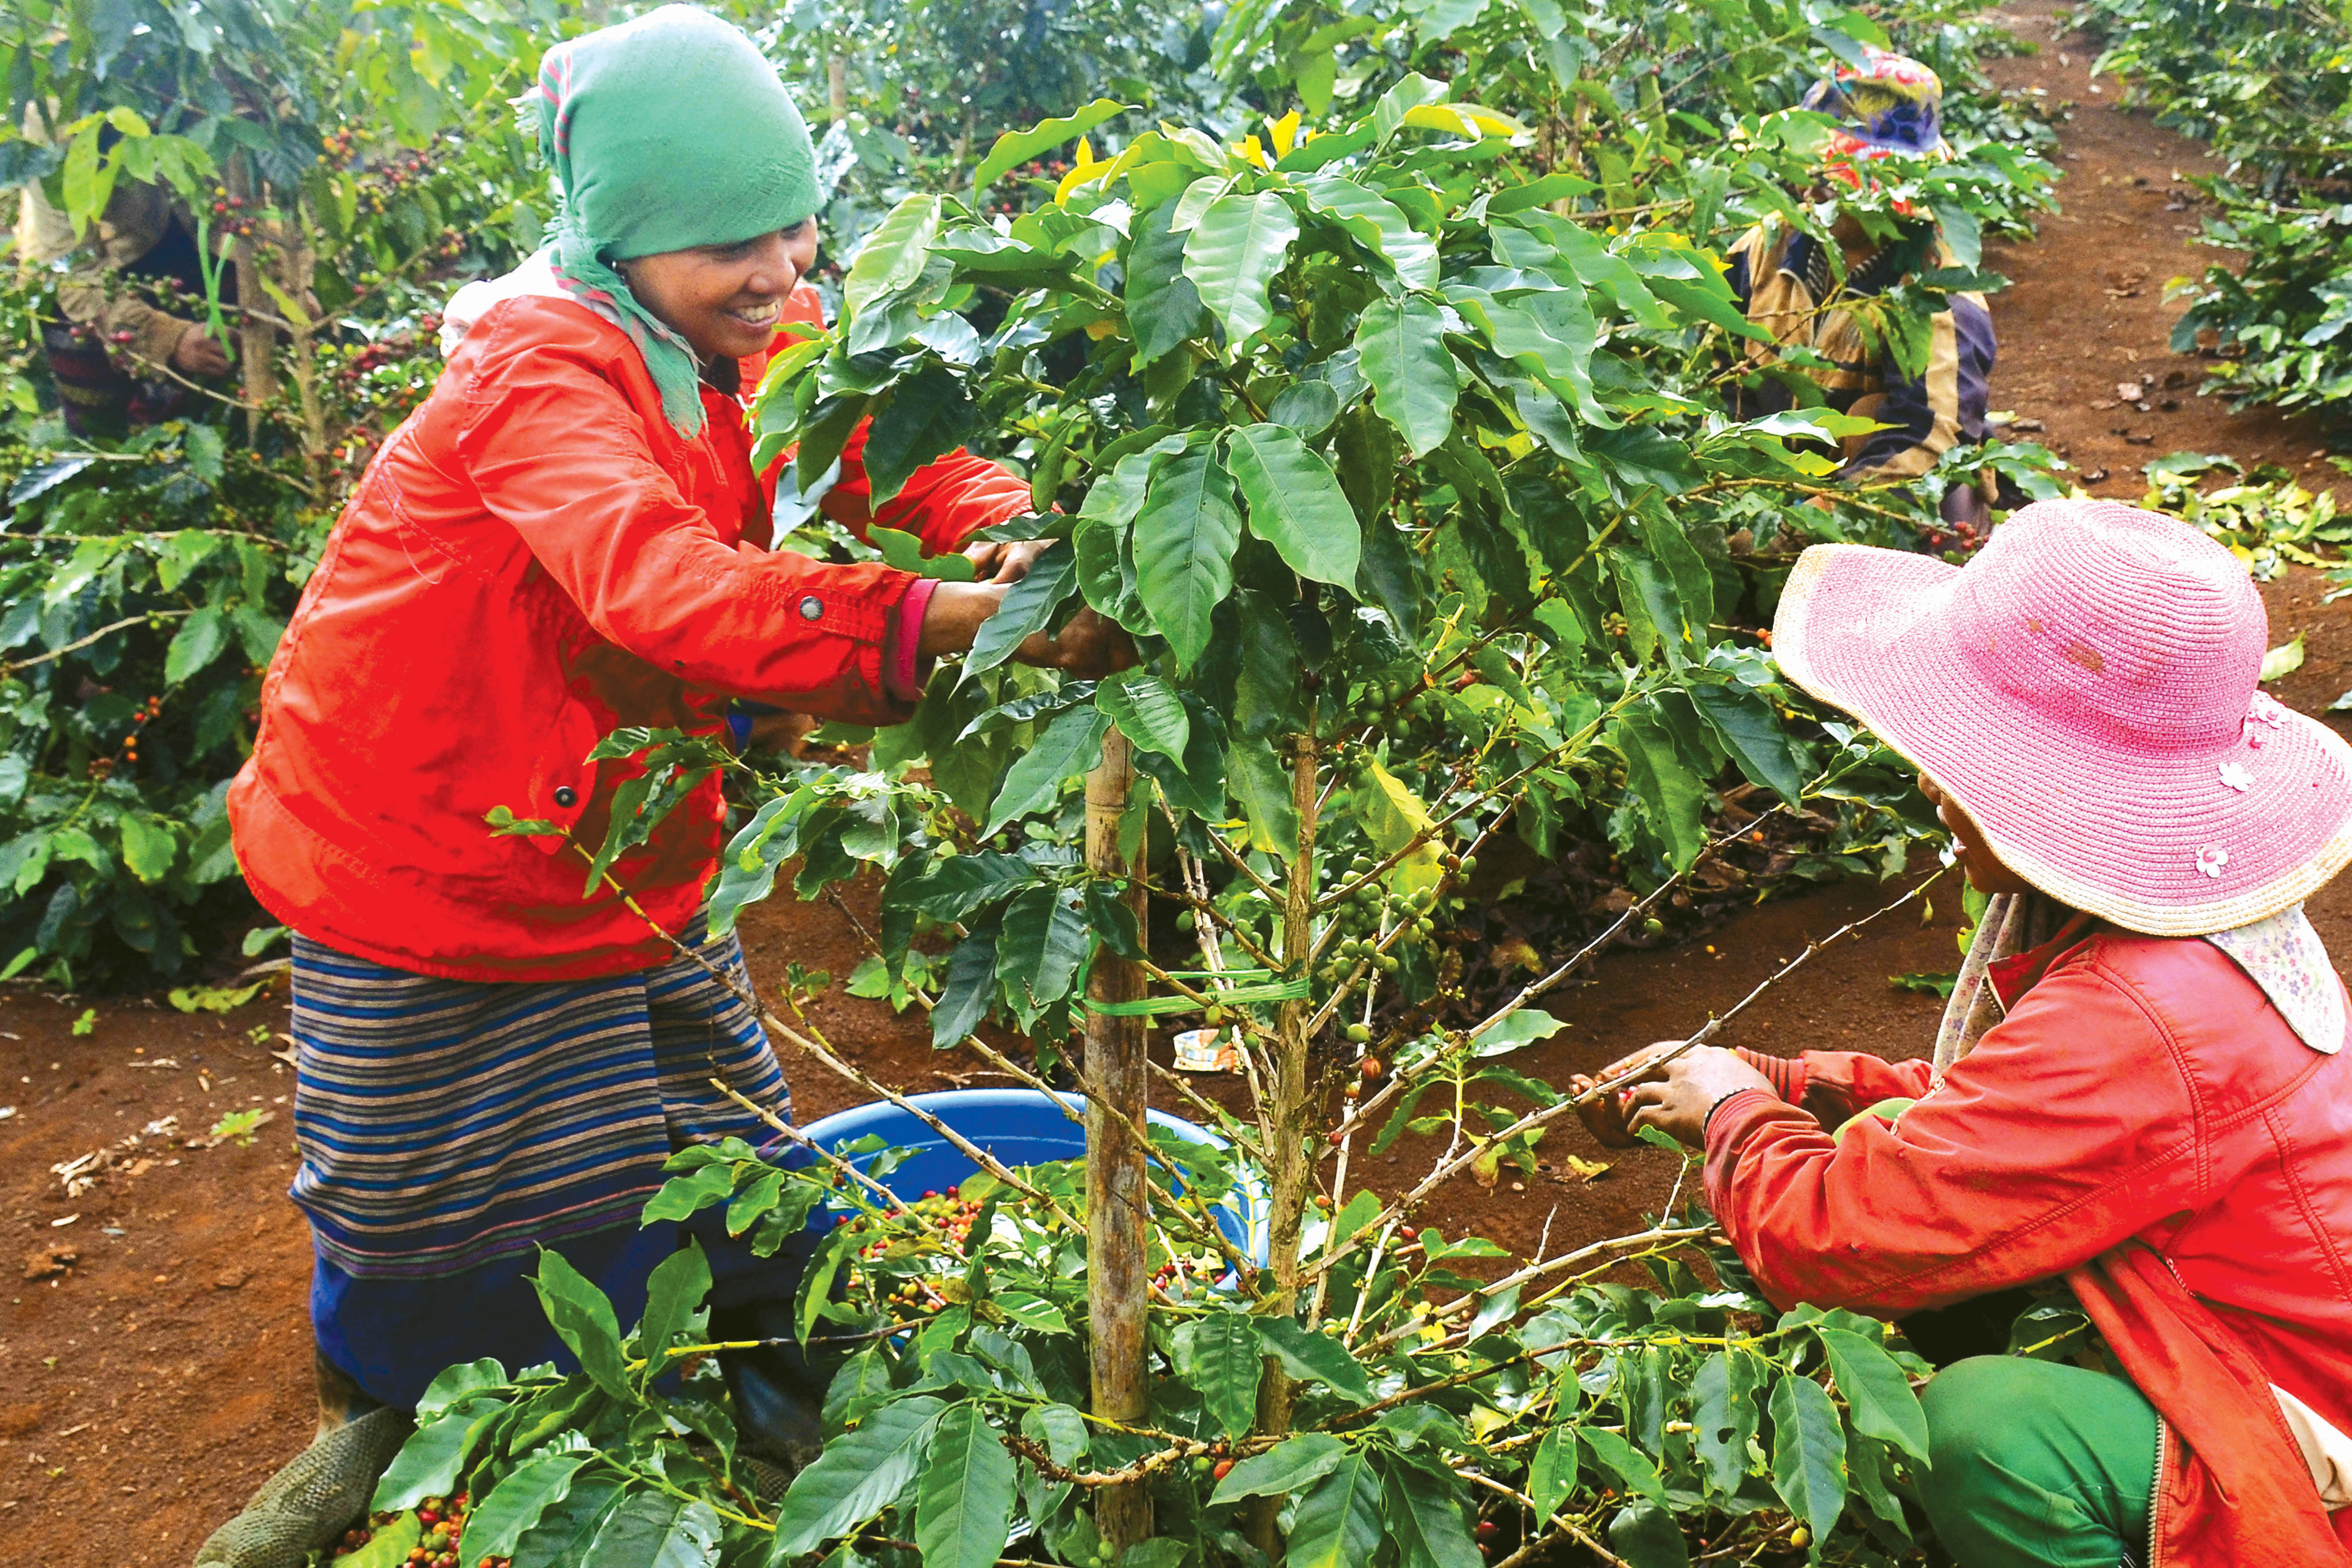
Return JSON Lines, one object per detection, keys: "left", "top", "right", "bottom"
{"left": 2144, "top": 1415, "right": 2165, "bottom": 1568}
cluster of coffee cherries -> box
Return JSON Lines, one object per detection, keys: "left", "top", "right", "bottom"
{"left": 1185, "top": 1448, "right": 1239, "bottom": 1490}
{"left": 119, "top": 692, "right": 164, "bottom": 770}
{"left": 837, "top": 1185, "right": 985, "bottom": 1313}
{"left": 1919, "top": 512, "right": 1987, "bottom": 558}
{"left": 345, "top": 145, "right": 442, "bottom": 220}
{"left": 1314, "top": 848, "right": 1475, "bottom": 995}
{"left": 1148, "top": 1245, "right": 1232, "bottom": 1292}
{"left": 331, "top": 1491, "right": 472, "bottom": 1566}
{"left": 205, "top": 185, "right": 266, "bottom": 240}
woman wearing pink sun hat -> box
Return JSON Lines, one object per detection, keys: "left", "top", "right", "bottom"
{"left": 1582, "top": 500, "right": 2352, "bottom": 1567}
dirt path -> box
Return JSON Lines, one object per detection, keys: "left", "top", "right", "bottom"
{"left": 10, "top": 12, "right": 2352, "bottom": 1560}
{"left": 1979, "top": 0, "right": 2352, "bottom": 503}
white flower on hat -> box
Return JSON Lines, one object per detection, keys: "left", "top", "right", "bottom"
{"left": 2244, "top": 693, "right": 2289, "bottom": 749}
{"left": 2198, "top": 845, "right": 2231, "bottom": 879}
{"left": 2220, "top": 762, "right": 2254, "bottom": 791}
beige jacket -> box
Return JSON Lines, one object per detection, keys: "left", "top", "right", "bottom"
{"left": 18, "top": 177, "right": 219, "bottom": 369}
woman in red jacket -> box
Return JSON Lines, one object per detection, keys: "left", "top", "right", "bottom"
{"left": 207, "top": 9, "right": 1121, "bottom": 1558}
{"left": 1588, "top": 500, "right": 2352, "bottom": 1567}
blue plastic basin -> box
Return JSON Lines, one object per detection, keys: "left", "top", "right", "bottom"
{"left": 794, "top": 1088, "right": 1267, "bottom": 1261}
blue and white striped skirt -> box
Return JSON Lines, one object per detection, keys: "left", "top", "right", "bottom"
{"left": 288, "top": 918, "right": 795, "bottom": 1406}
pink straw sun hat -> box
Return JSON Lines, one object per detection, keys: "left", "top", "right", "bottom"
{"left": 1771, "top": 499, "right": 2352, "bottom": 936}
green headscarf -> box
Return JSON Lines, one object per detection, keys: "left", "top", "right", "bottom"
{"left": 529, "top": 5, "right": 820, "bottom": 435}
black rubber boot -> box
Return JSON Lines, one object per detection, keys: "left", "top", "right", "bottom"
{"left": 707, "top": 1296, "right": 837, "bottom": 1474}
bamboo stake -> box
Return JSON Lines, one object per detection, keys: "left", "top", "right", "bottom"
{"left": 1083, "top": 727, "right": 1151, "bottom": 1551}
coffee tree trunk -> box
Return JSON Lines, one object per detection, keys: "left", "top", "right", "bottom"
{"left": 278, "top": 206, "right": 328, "bottom": 492}
{"left": 1085, "top": 727, "right": 1151, "bottom": 1549}
{"left": 1251, "top": 717, "right": 1320, "bottom": 1554}
{"left": 828, "top": 54, "right": 848, "bottom": 123}
{"left": 225, "top": 157, "right": 278, "bottom": 443}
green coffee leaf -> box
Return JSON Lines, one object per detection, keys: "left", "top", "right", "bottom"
{"left": 632, "top": 1239, "right": 709, "bottom": 1378}
{"left": 1286, "top": 1452, "right": 1383, "bottom": 1568}
{"left": 369, "top": 1408, "right": 475, "bottom": 1511}
{"left": 117, "top": 815, "right": 177, "bottom": 883}
{"left": 1815, "top": 1325, "right": 1932, "bottom": 1464}
{"left": 973, "top": 100, "right": 1135, "bottom": 193}
{"left": 843, "top": 194, "right": 940, "bottom": 322}
{"left": 995, "top": 884, "right": 1088, "bottom": 1016}
{"left": 966, "top": 540, "right": 1077, "bottom": 674}
{"left": 931, "top": 929, "right": 999, "bottom": 1047}
{"left": 915, "top": 1403, "right": 1019, "bottom": 1568}
{"left": 1769, "top": 1373, "right": 1848, "bottom": 1542}
{"left": 1527, "top": 1424, "right": 1578, "bottom": 1519}
{"left": 1690, "top": 1349, "right": 1762, "bottom": 1497}
{"left": 1182, "top": 190, "right": 1301, "bottom": 343}
{"left": 642, "top": 1162, "right": 735, "bottom": 1225}
{"left": 464, "top": 1451, "right": 592, "bottom": 1561}
{"left": 1177, "top": 1311, "right": 1263, "bottom": 1439}
{"left": 1578, "top": 1425, "right": 1668, "bottom": 1506}
{"left": 1225, "top": 423, "right": 1363, "bottom": 586}
{"left": 582, "top": 1489, "right": 720, "bottom": 1568}
{"left": 1606, "top": 1500, "right": 1690, "bottom": 1568}
{"left": 1132, "top": 445, "right": 1243, "bottom": 671}
{"left": 1386, "top": 1461, "right": 1482, "bottom": 1568}
{"left": 531, "top": 1248, "right": 632, "bottom": 1400}
{"left": 1126, "top": 197, "right": 1209, "bottom": 363}
{"left": 984, "top": 706, "right": 1112, "bottom": 836}
{"left": 1356, "top": 295, "right": 1460, "bottom": 458}
{"left": 1097, "top": 668, "right": 1191, "bottom": 759}
{"left": 772, "top": 1395, "right": 946, "bottom": 1555}
{"left": 509, "top": 1476, "right": 623, "bottom": 1566}
{"left": 165, "top": 607, "right": 228, "bottom": 685}
{"left": 864, "top": 365, "right": 979, "bottom": 510}
{"left": 1689, "top": 683, "right": 1809, "bottom": 808}
{"left": 416, "top": 1359, "right": 506, "bottom": 1417}
{"left": 1259, "top": 1315, "right": 1374, "bottom": 1403}
{"left": 1614, "top": 710, "right": 1707, "bottom": 871}
{"left": 1468, "top": 1008, "right": 1564, "bottom": 1056}
{"left": 1209, "top": 1433, "right": 1349, "bottom": 1503}
{"left": 1296, "top": 175, "right": 1438, "bottom": 289}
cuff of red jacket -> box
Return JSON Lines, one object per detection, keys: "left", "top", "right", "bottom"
{"left": 1702, "top": 1089, "right": 1817, "bottom": 1212}
{"left": 885, "top": 578, "right": 939, "bottom": 701}
{"left": 1735, "top": 1048, "right": 1809, "bottom": 1105}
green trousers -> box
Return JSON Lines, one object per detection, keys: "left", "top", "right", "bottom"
{"left": 1918, "top": 1356, "right": 2160, "bottom": 1568}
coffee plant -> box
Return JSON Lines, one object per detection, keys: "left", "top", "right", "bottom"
{"left": 2082, "top": 0, "right": 2352, "bottom": 435}
{"left": 371, "top": 27, "right": 2083, "bottom": 1555}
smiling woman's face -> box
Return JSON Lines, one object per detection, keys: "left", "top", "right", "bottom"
{"left": 619, "top": 218, "right": 820, "bottom": 362}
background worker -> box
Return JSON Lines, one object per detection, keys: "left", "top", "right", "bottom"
{"left": 1725, "top": 47, "right": 1998, "bottom": 531}
{"left": 1582, "top": 501, "right": 2352, "bottom": 1567}
{"left": 16, "top": 161, "right": 235, "bottom": 435}
{"left": 202, "top": 9, "right": 1124, "bottom": 1563}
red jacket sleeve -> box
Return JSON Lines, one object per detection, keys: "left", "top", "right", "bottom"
{"left": 1705, "top": 954, "right": 2206, "bottom": 1315}
{"left": 455, "top": 322, "right": 918, "bottom": 722}
{"left": 752, "top": 292, "right": 1032, "bottom": 557}
{"left": 822, "top": 421, "right": 1033, "bottom": 556}
{"left": 1735, "top": 1048, "right": 1936, "bottom": 1114}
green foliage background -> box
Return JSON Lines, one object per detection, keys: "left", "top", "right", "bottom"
{"left": 2083, "top": 0, "right": 2352, "bottom": 432}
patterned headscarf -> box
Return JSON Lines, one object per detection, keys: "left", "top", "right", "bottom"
{"left": 1800, "top": 48, "right": 1952, "bottom": 220}
{"left": 524, "top": 6, "right": 819, "bottom": 436}
{"left": 1802, "top": 45, "right": 1945, "bottom": 155}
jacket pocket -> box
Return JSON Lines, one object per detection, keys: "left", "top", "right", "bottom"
{"left": 519, "top": 696, "right": 604, "bottom": 855}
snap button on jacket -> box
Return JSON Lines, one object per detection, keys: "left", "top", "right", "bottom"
{"left": 229, "top": 285, "right": 1024, "bottom": 981}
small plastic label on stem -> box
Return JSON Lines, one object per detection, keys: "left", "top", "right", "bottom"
{"left": 1172, "top": 1028, "right": 1242, "bottom": 1073}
